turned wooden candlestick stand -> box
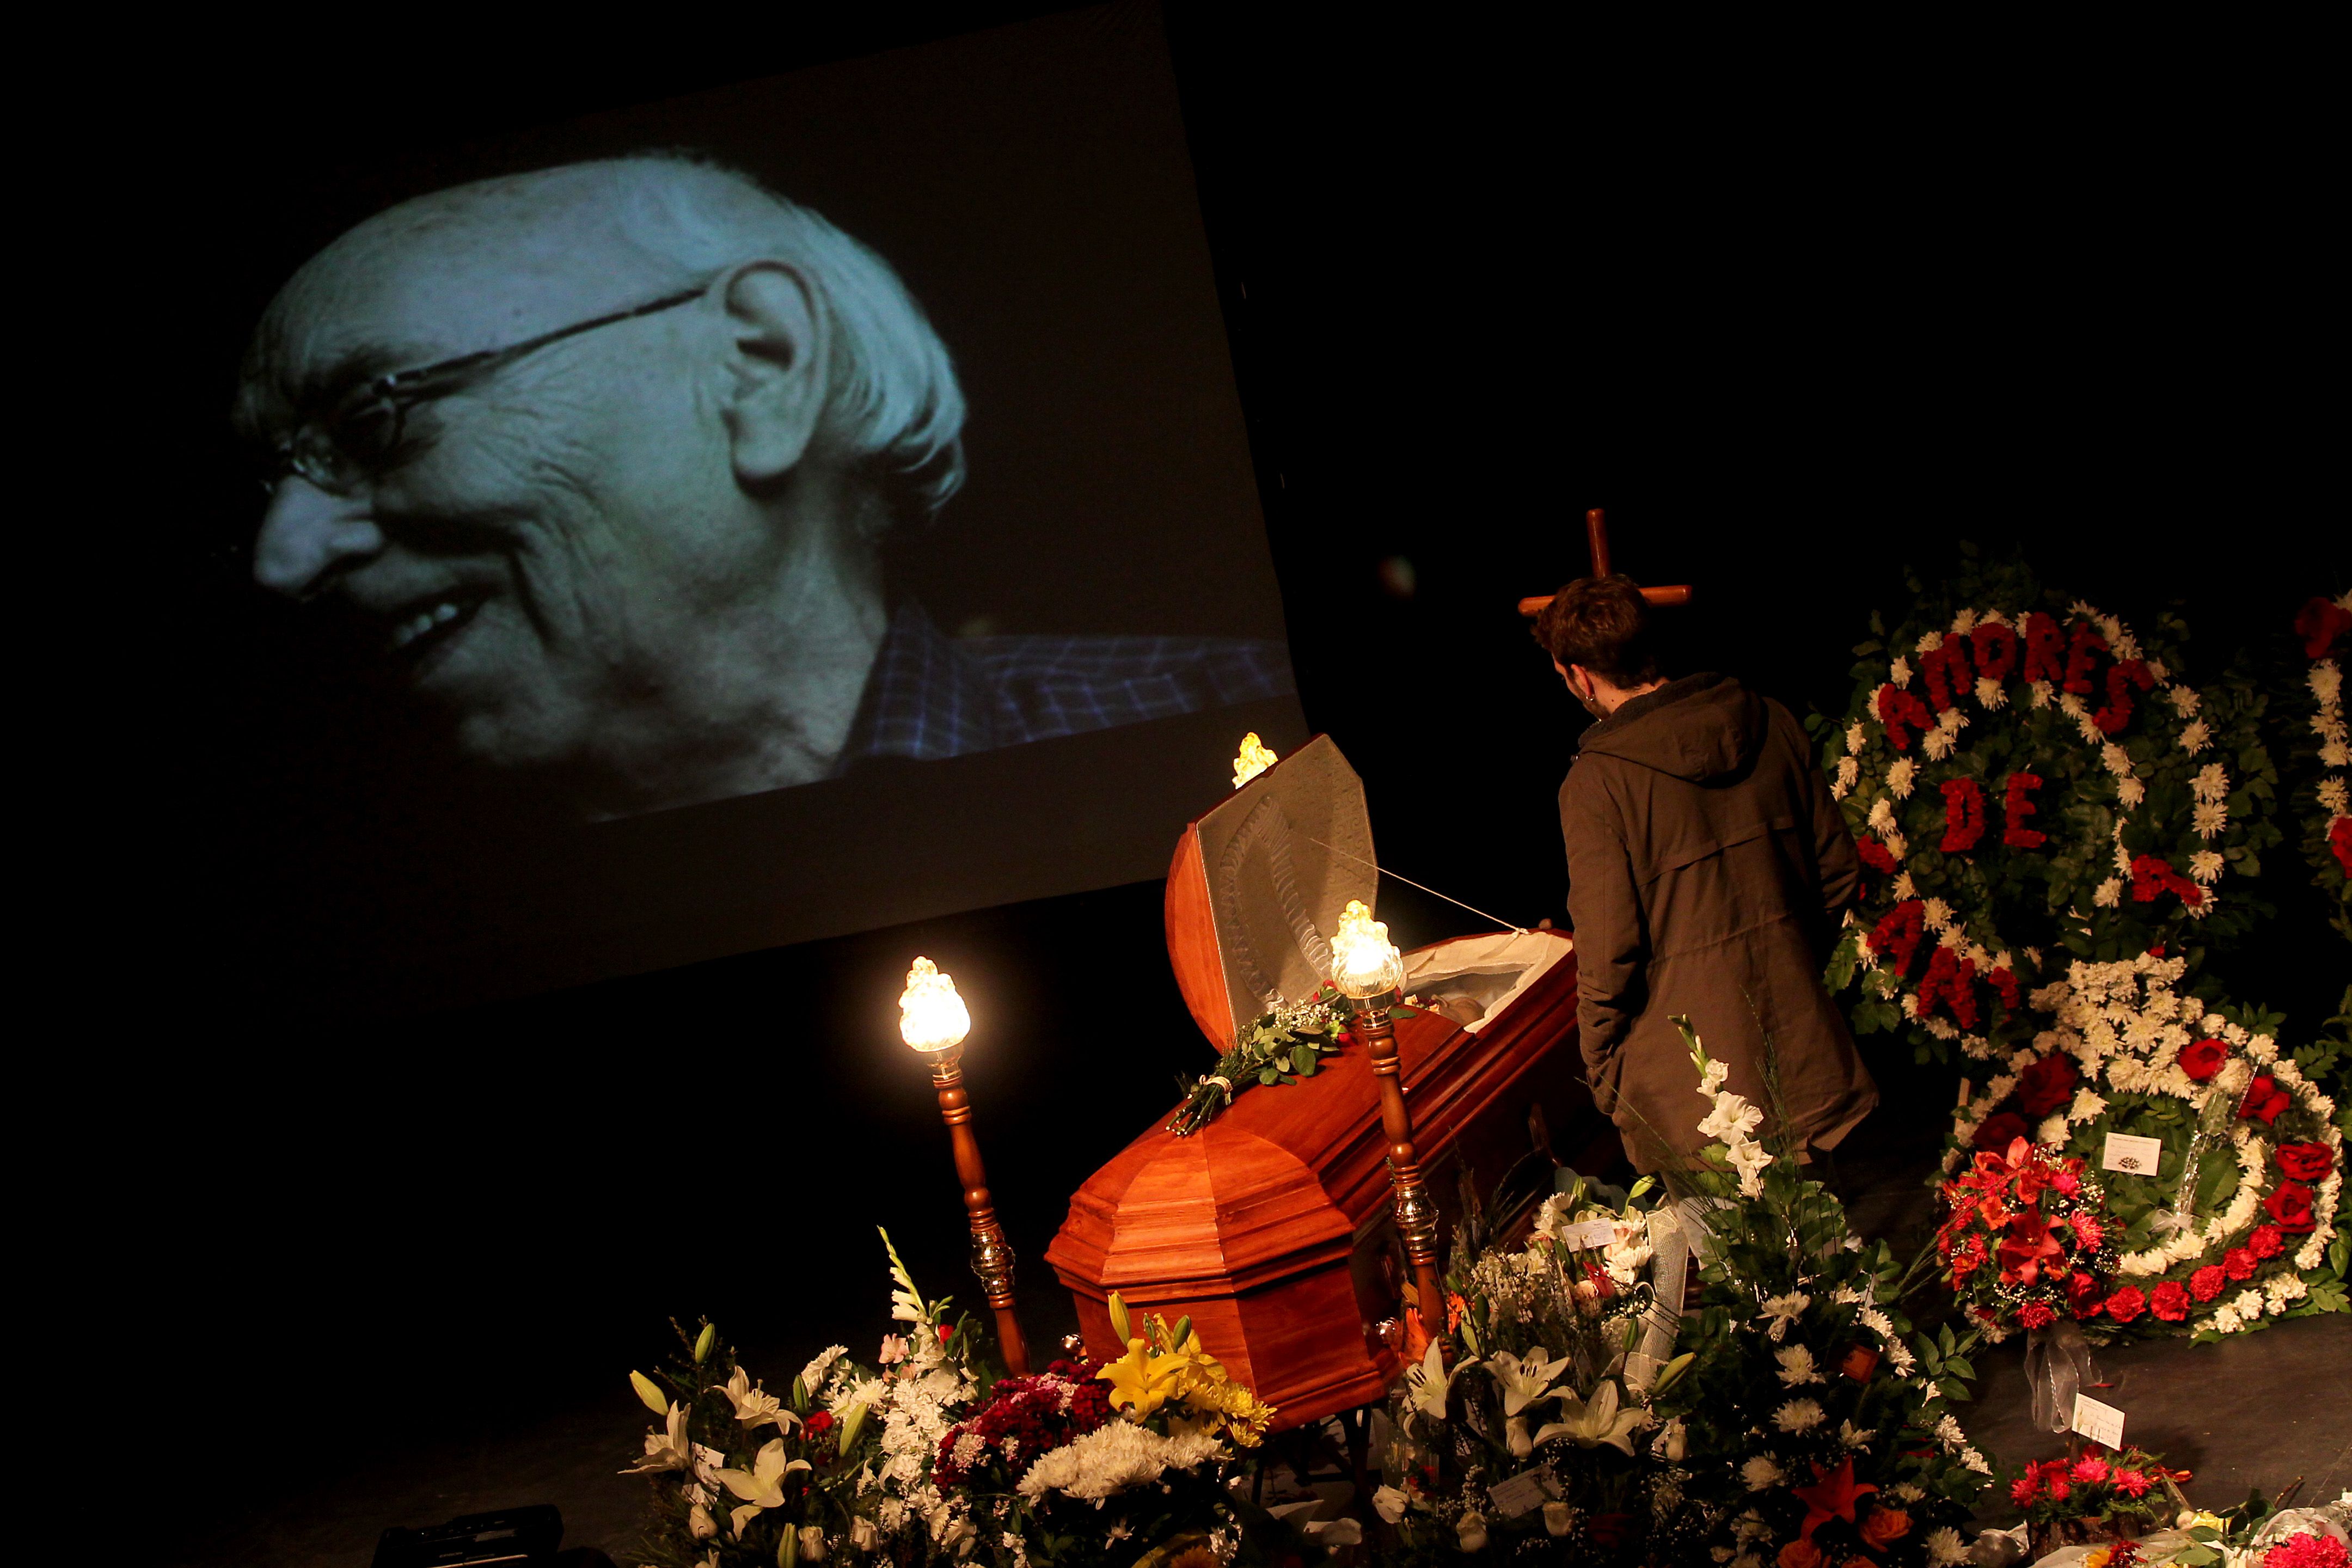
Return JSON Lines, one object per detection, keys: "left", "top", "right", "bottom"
{"left": 1353, "top": 1001, "right": 1448, "bottom": 1346}
{"left": 926, "top": 1045, "right": 1031, "bottom": 1376}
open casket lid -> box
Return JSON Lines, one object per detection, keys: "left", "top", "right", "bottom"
{"left": 1165, "top": 735, "right": 1376, "bottom": 1049}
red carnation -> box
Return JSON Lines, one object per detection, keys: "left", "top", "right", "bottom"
{"left": 2102, "top": 1285, "right": 2147, "bottom": 1323}
{"left": 2017, "top": 1055, "right": 2080, "bottom": 1120}
{"left": 2131, "top": 854, "right": 2206, "bottom": 909}
{"left": 1858, "top": 837, "right": 1899, "bottom": 874}
{"left": 2178, "top": 1038, "right": 2230, "bottom": 1082}
{"left": 2238, "top": 1075, "right": 2291, "bottom": 1124}
{"left": 2265, "top": 1181, "right": 2319, "bottom": 1234}
{"left": 2151, "top": 1281, "right": 2191, "bottom": 1321}
{"left": 2067, "top": 1270, "right": 2104, "bottom": 1316}
{"left": 2069, "top": 1212, "right": 2104, "bottom": 1251}
{"left": 2250, "top": 1224, "right": 2286, "bottom": 1259}
{"left": 2190, "top": 1264, "right": 2227, "bottom": 1302}
{"left": 2018, "top": 1300, "right": 2057, "bottom": 1330}
{"left": 1869, "top": 899, "right": 1930, "bottom": 976}
{"left": 2224, "top": 1246, "right": 2258, "bottom": 1282}
{"left": 1973, "top": 1112, "right": 2031, "bottom": 1154}
{"left": 2277, "top": 1142, "right": 2336, "bottom": 1183}
{"left": 2112, "top": 1469, "right": 2151, "bottom": 1498}
{"left": 805, "top": 1410, "right": 835, "bottom": 1435}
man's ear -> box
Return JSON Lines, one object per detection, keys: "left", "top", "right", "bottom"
{"left": 716, "top": 260, "right": 830, "bottom": 487}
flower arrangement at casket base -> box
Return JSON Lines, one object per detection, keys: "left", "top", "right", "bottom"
{"left": 2003, "top": 1447, "right": 2182, "bottom": 1560}
{"left": 1652, "top": 1019, "right": 1995, "bottom": 1568}
{"left": 1943, "top": 954, "right": 2349, "bottom": 1341}
{"left": 1934, "top": 1135, "right": 2117, "bottom": 1339}
{"left": 1814, "top": 552, "right": 2280, "bottom": 1071}
{"left": 624, "top": 1231, "right": 1295, "bottom": 1567}
{"left": 1370, "top": 1172, "right": 1696, "bottom": 1564}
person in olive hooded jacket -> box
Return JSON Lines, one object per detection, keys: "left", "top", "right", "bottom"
{"left": 1537, "top": 575, "right": 1877, "bottom": 1173}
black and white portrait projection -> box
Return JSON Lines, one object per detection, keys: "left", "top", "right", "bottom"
{"left": 181, "top": 2, "right": 1304, "bottom": 1014}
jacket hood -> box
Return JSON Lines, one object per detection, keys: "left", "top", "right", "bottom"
{"left": 1577, "top": 672, "right": 1766, "bottom": 782}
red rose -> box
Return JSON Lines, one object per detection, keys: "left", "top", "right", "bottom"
{"left": 2277, "top": 1142, "right": 2336, "bottom": 1183}
{"left": 2018, "top": 1300, "right": 2056, "bottom": 1330}
{"left": 2250, "top": 1224, "right": 2285, "bottom": 1259}
{"left": 2102, "top": 1285, "right": 2147, "bottom": 1323}
{"left": 2067, "top": 1270, "right": 2103, "bottom": 1315}
{"left": 2017, "top": 1055, "right": 2079, "bottom": 1120}
{"left": 1973, "top": 1111, "right": 2031, "bottom": 1154}
{"left": 2190, "top": 1264, "right": 2227, "bottom": 1302}
{"left": 2151, "top": 1281, "right": 2191, "bottom": 1321}
{"left": 2177, "top": 1038, "right": 2230, "bottom": 1082}
{"left": 2265, "top": 1181, "right": 2319, "bottom": 1234}
{"left": 2238, "top": 1075, "right": 2291, "bottom": 1124}
{"left": 2224, "top": 1246, "right": 2258, "bottom": 1282}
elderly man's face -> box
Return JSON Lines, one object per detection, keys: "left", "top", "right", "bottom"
{"left": 241, "top": 211, "right": 783, "bottom": 778}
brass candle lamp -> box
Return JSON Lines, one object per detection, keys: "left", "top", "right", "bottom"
{"left": 899, "top": 958, "right": 1030, "bottom": 1376}
{"left": 1329, "top": 901, "right": 1447, "bottom": 1347}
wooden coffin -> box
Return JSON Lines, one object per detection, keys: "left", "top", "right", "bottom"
{"left": 1045, "top": 737, "right": 1619, "bottom": 1430}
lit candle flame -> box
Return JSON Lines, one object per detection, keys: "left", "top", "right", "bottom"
{"left": 1232, "top": 732, "right": 1278, "bottom": 789}
{"left": 899, "top": 957, "right": 971, "bottom": 1052}
{"left": 1330, "top": 898, "right": 1405, "bottom": 998}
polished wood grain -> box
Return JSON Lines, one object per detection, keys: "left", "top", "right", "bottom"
{"left": 1517, "top": 507, "right": 1692, "bottom": 615}
{"left": 932, "top": 1059, "right": 1030, "bottom": 1377}
{"left": 1046, "top": 930, "right": 1611, "bottom": 1432}
{"left": 1162, "top": 826, "right": 1234, "bottom": 1049}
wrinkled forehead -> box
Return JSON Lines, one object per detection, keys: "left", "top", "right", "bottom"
{"left": 244, "top": 180, "right": 683, "bottom": 416}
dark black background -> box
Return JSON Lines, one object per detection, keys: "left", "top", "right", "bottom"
{"left": 82, "top": 4, "right": 2341, "bottom": 1557}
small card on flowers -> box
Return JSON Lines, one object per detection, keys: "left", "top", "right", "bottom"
{"left": 2069, "top": 1393, "right": 2126, "bottom": 1449}
{"left": 2100, "top": 1133, "right": 2163, "bottom": 1178}
{"left": 1487, "top": 1469, "right": 1553, "bottom": 1519}
{"left": 1556, "top": 1218, "right": 1616, "bottom": 1253}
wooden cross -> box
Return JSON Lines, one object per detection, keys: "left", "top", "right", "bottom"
{"left": 1517, "top": 508, "right": 1693, "bottom": 618}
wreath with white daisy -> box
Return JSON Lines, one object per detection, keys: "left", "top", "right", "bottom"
{"left": 2283, "top": 590, "right": 2351, "bottom": 942}
{"left": 1813, "top": 554, "right": 2280, "bottom": 1069}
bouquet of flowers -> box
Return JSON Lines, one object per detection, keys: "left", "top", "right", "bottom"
{"left": 1168, "top": 993, "right": 1349, "bottom": 1136}
{"left": 2004, "top": 1448, "right": 2177, "bottom": 1559}
{"left": 1654, "top": 1020, "right": 1995, "bottom": 1568}
{"left": 1369, "top": 1173, "right": 1691, "bottom": 1564}
{"left": 622, "top": 1232, "right": 1291, "bottom": 1566}
{"left": 1935, "top": 1135, "right": 2118, "bottom": 1338}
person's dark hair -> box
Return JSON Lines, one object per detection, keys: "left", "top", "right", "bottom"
{"left": 1533, "top": 574, "right": 1658, "bottom": 686}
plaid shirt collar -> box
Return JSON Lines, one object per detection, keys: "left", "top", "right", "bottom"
{"left": 840, "top": 600, "right": 1002, "bottom": 766}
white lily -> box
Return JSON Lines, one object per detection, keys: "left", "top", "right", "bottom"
{"left": 1403, "top": 1339, "right": 1480, "bottom": 1427}
{"left": 1487, "top": 1346, "right": 1570, "bottom": 1416}
{"left": 1532, "top": 1379, "right": 1647, "bottom": 1457}
{"left": 621, "top": 1403, "right": 692, "bottom": 1475}
{"left": 719, "top": 1437, "right": 812, "bottom": 1539}
{"left": 719, "top": 1366, "right": 793, "bottom": 1431}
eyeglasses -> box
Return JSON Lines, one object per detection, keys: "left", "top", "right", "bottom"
{"left": 266, "top": 281, "right": 711, "bottom": 497}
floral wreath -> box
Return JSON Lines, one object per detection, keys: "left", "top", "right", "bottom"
{"left": 1822, "top": 577, "right": 2278, "bottom": 1067}
{"left": 2286, "top": 592, "right": 2351, "bottom": 942}
{"left": 1943, "top": 954, "right": 2344, "bottom": 1339}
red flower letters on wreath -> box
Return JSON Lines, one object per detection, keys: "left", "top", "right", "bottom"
{"left": 2295, "top": 595, "right": 2352, "bottom": 660}
{"left": 1971, "top": 620, "right": 2020, "bottom": 684}
{"left": 2023, "top": 611, "right": 2066, "bottom": 686}
{"left": 1875, "top": 683, "right": 1935, "bottom": 751}
{"left": 2001, "top": 770, "right": 2048, "bottom": 849}
{"left": 1940, "top": 777, "right": 1988, "bottom": 853}
{"left": 1868, "top": 899, "right": 1928, "bottom": 976}
{"left": 2130, "top": 855, "right": 2205, "bottom": 909}
{"left": 1858, "top": 838, "right": 1899, "bottom": 874}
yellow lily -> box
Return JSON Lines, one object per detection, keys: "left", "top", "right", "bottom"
{"left": 1097, "top": 1337, "right": 1186, "bottom": 1418}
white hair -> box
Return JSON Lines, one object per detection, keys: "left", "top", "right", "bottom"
{"left": 605, "top": 154, "right": 966, "bottom": 526}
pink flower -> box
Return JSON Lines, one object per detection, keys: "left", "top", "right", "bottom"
{"left": 2113, "top": 1469, "right": 2150, "bottom": 1498}
{"left": 2072, "top": 1457, "right": 2110, "bottom": 1484}
{"left": 2069, "top": 1212, "right": 2104, "bottom": 1250}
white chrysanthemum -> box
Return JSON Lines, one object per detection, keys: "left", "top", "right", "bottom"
{"left": 1889, "top": 656, "right": 1912, "bottom": 688}
{"left": 1774, "top": 1345, "right": 1823, "bottom": 1386}
{"left": 1922, "top": 897, "right": 1953, "bottom": 931}
{"left": 2118, "top": 776, "right": 2146, "bottom": 807}
{"left": 1771, "top": 1399, "right": 1824, "bottom": 1434}
{"left": 2067, "top": 1086, "right": 2107, "bottom": 1123}
{"left": 2319, "top": 779, "right": 2349, "bottom": 813}
{"left": 1741, "top": 1454, "right": 1786, "bottom": 1491}
{"left": 2325, "top": 742, "right": 2350, "bottom": 768}
{"left": 2101, "top": 742, "right": 2133, "bottom": 777}
{"left": 1924, "top": 1526, "right": 1969, "bottom": 1566}
{"left": 1867, "top": 798, "right": 1896, "bottom": 832}
{"left": 1846, "top": 721, "right": 1868, "bottom": 755}
{"left": 2093, "top": 878, "right": 2122, "bottom": 908}
{"left": 1952, "top": 608, "right": 1980, "bottom": 635}
{"left": 2037, "top": 1113, "right": 2069, "bottom": 1146}
{"left": 1014, "top": 1420, "right": 1227, "bottom": 1503}
{"left": 1922, "top": 727, "right": 1953, "bottom": 761}
{"left": 1916, "top": 630, "right": 1944, "bottom": 653}
{"left": 2189, "top": 850, "right": 2225, "bottom": 884}
{"left": 2030, "top": 680, "right": 2054, "bottom": 708}
{"left": 2191, "top": 762, "right": 2230, "bottom": 802}
{"left": 1832, "top": 756, "right": 1858, "bottom": 798}
{"left": 1891, "top": 872, "right": 1916, "bottom": 900}
{"left": 2178, "top": 719, "right": 2211, "bottom": 755}
{"left": 1975, "top": 676, "right": 2007, "bottom": 709}
{"left": 1838, "top": 1420, "right": 1871, "bottom": 1449}
{"left": 1886, "top": 757, "right": 1916, "bottom": 799}
{"left": 1756, "top": 1293, "right": 1809, "bottom": 1341}
{"left": 2312, "top": 661, "right": 2343, "bottom": 705}
{"left": 2194, "top": 801, "right": 2228, "bottom": 838}
{"left": 2170, "top": 686, "right": 2201, "bottom": 716}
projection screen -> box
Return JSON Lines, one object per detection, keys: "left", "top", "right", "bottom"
{"left": 181, "top": 2, "right": 1306, "bottom": 1016}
